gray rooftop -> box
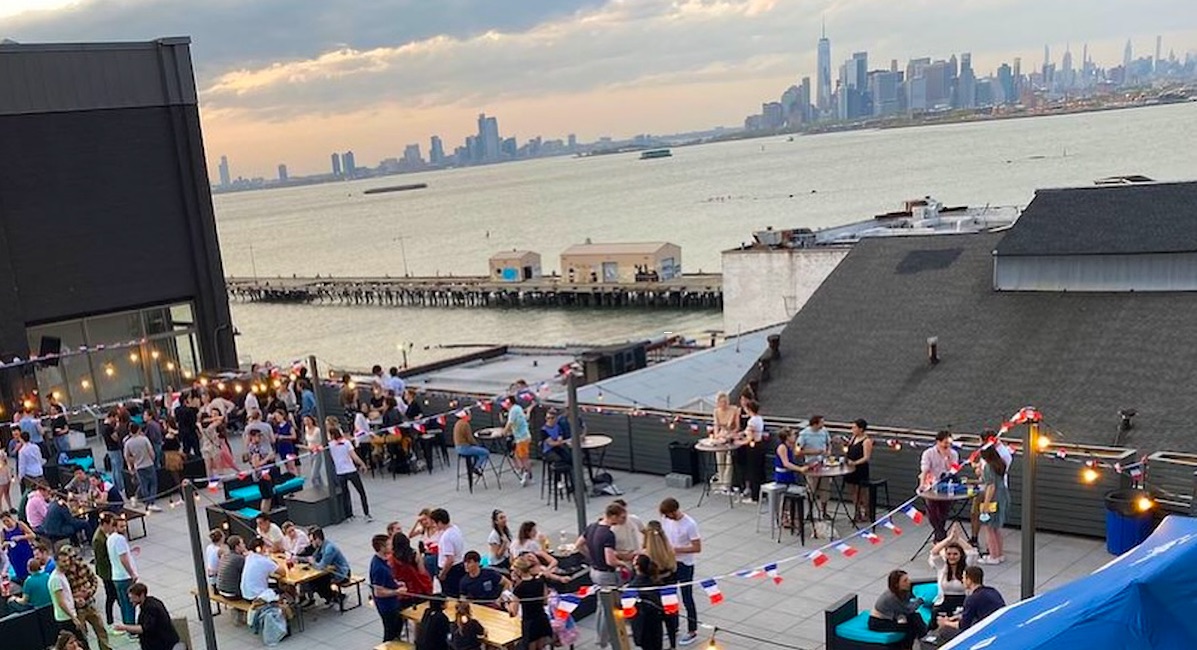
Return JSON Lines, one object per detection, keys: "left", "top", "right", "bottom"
{"left": 754, "top": 232, "right": 1197, "bottom": 453}
{"left": 402, "top": 348, "right": 577, "bottom": 395}
{"left": 567, "top": 325, "right": 784, "bottom": 411}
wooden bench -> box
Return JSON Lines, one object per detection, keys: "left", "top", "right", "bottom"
{"left": 191, "top": 588, "right": 307, "bottom": 632}
{"left": 374, "top": 642, "right": 415, "bottom": 650}
{"left": 336, "top": 574, "right": 367, "bottom": 612}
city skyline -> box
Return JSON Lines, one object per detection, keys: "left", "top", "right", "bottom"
{"left": 5, "top": 0, "right": 1196, "bottom": 177}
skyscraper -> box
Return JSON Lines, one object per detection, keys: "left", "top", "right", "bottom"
{"left": 429, "top": 135, "right": 445, "bottom": 165}
{"left": 343, "top": 150, "right": 356, "bottom": 177}
{"left": 217, "top": 155, "right": 230, "bottom": 187}
{"left": 798, "top": 76, "right": 812, "bottom": 123}
{"left": 277, "top": 164, "right": 288, "bottom": 181}
{"left": 477, "top": 113, "right": 501, "bottom": 162}
{"left": 1155, "top": 35, "right": 1162, "bottom": 73}
{"left": 816, "top": 21, "right": 831, "bottom": 115}
{"left": 1123, "top": 39, "right": 1133, "bottom": 71}
{"left": 957, "top": 52, "right": 976, "bottom": 108}
{"left": 331, "top": 152, "right": 342, "bottom": 177}
{"left": 567, "top": 133, "right": 577, "bottom": 151}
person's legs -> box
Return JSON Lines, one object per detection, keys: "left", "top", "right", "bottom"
{"left": 927, "top": 500, "right": 950, "bottom": 541}
{"left": 137, "top": 466, "right": 157, "bottom": 506}
{"left": 80, "top": 603, "right": 111, "bottom": 650}
{"left": 106, "top": 451, "right": 126, "bottom": 497}
{"left": 310, "top": 574, "right": 334, "bottom": 601}
{"left": 336, "top": 473, "right": 353, "bottom": 517}
{"left": 380, "top": 609, "right": 403, "bottom": 641}
{"left": 114, "top": 578, "right": 136, "bottom": 625}
{"left": 102, "top": 578, "right": 118, "bottom": 625}
{"left": 347, "top": 471, "right": 369, "bottom": 517}
{"left": 675, "top": 562, "right": 698, "bottom": 635}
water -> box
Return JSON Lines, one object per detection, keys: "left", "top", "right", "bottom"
{"left": 215, "top": 102, "right": 1197, "bottom": 369}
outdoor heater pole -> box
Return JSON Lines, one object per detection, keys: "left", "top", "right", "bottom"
{"left": 566, "top": 368, "right": 588, "bottom": 534}
{"left": 1021, "top": 421, "right": 1039, "bottom": 600}
{"left": 309, "top": 355, "right": 342, "bottom": 521}
{"left": 183, "top": 479, "right": 219, "bottom": 650}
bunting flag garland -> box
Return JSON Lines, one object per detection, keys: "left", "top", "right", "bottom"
{"left": 575, "top": 586, "right": 593, "bottom": 598}
{"left": 882, "top": 520, "right": 903, "bottom": 536}
{"left": 736, "top": 567, "right": 764, "bottom": 579}
{"left": 700, "top": 579, "right": 723, "bottom": 605}
{"left": 863, "top": 531, "right": 882, "bottom": 545}
{"left": 836, "top": 543, "right": 858, "bottom": 558}
{"left": 661, "top": 587, "right": 680, "bottom": 615}
{"left": 621, "top": 590, "right": 639, "bottom": 617}
{"left": 903, "top": 506, "right": 925, "bottom": 525}
{"left": 765, "top": 563, "right": 783, "bottom": 583}
{"left": 437, "top": 415, "right": 447, "bottom": 426}
{"left": 556, "top": 594, "right": 581, "bottom": 619}
{"left": 808, "top": 550, "right": 829, "bottom": 568}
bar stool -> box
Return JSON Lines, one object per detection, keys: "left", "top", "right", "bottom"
{"left": 779, "top": 486, "right": 807, "bottom": 545}
{"left": 549, "top": 462, "right": 574, "bottom": 511}
{"left": 756, "top": 482, "right": 788, "bottom": 537}
{"left": 456, "top": 454, "right": 489, "bottom": 493}
{"left": 865, "top": 478, "right": 890, "bottom": 524}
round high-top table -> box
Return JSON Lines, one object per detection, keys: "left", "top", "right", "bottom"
{"left": 580, "top": 434, "right": 613, "bottom": 482}
{"left": 694, "top": 437, "right": 747, "bottom": 507}
{"left": 803, "top": 460, "right": 856, "bottom": 540}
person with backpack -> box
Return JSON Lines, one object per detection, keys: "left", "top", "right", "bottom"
{"left": 415, "top": 597, "right": 450, "bottom": 650}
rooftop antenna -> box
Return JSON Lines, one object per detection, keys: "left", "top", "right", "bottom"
{"left": 821, "top": 16, "right": 826, "bottom": 38}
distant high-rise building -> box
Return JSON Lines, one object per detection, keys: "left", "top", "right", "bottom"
{"left": 1012, "top": 57, "right": 1022, "bottom": 97}
{"left": 429, "top": 135, "right": 445, "bottom": 165}
{"left": 816, "top": 21, "right": 832, "bottom": 115}
{"left": 218, "top": 155, "right": 230, "bottom": 187}
{"left": 477, "top": 113, "right": 501, "bottom": 162}
{"left": 798, "top": 76, "right": 812, "bottom": 123}
{"left": 1123, "top": 39, "right": 1133, "bottom": 71}
{"left": 277, "top": 164, "right": 288, "bottom": 181}
{"left": 996, "top": 63, "right": 1015, "bottom": 104}
{"left": 403, "top": 144, "right": 423, "bottom": 166}
{"left": 331, "top": 152, "right": 342, "bottom": 177}
{"left": 869, "top": 69, "right": 902, "bottom": 116}
{"left": 957, "top": 52, "right": 976, "bottom": 107}
{"left": 343, "top": 151, "right": 356, "bottom": 177}
{"left": 1060, "top": 46, "right": 1073, "bottom": 90}
{"left": 567, "top": 133, "right": 578, "bottom": 151}
{"left": 761, "top": 102, "right": 785, "bottom": 130}
{"left": 1155, "top": 35, "right": 1162, "bottom": 73}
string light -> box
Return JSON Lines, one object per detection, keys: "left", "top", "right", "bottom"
{"left": 81, "top": 379, "right": 91, "bottom": 389}
{"left": 129, "top": 352, "right": 139, "bottom": 363}
{"left": 1036, "top": 434, "right": 1051, "bottom": 452}
{"left": 151, "top": 350, "right": 160, "bottom": 360}
{"left": 52, "top": 391, "right": 61, "bottom": 400}
{"left": 22, "top": 399, "right": 33, "bottom": 409}
{"left": 1081, "top": 466, "right": 1100, "bottom": 484}
{"left": 234, "top": 384, "right": 243, "bottom": 394}
{"left": 1136, "top": 495, "right": 1155, "bottom": 512}
{"left": 216, "top": 382, "right": 226, "bottom": 391}
{"left": 104, "top": 365, "right": 115, "bottom": 377}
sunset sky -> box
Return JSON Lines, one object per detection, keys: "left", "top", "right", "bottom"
{"left": 4, "top": 0, "right": 1195, "bottom": 178}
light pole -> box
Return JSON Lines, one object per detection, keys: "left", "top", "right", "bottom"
{"left": 183, "top": 480, "right": 218, "bottom": 650}
{"left": 1021, "top": 421, "right": 1040, "bottom": 600}
{"left": 395, "top": 236, "right": 410, "bottom": 277}
{"left": 565, "top": 367, "right": 588, "bottom": 535}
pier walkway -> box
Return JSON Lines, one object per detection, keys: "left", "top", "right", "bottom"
{"left": 226, "top": 273, "right": 722, "bottom": 309}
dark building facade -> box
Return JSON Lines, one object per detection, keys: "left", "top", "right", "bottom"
{"left": 0, "top": 37, "right": 236, "bottom": 413}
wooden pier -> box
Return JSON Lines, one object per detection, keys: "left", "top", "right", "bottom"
{"left": 225, "top": 274, "right": 722, "bottom": 309}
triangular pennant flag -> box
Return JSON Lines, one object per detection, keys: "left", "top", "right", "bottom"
{"left": 736, "top": 568, "right": 764, "bottom": 579}
{"left": 700, "top": 579, "right": 723, "bottom": 605}
{"left": 437, "top": 415, "right": 447, "bottom": 426}
{"left": 808, "top": 550, "right": 828, "bottom": 568}
{"left": 903, "top": 506, "right": 925, "bottom": 525}
{"left": 883, "top": 520, "right": 903, "bottom": 536}
{"left": 556, "top": 594, "right": 581, "bottom": 619}
{"left": 863, "top": 531, "right": 882, "bottom": 545}
{"left": 661, "top": 586, "right": 680, "bottom": 615}
{"left": 575, "top": 586, "right": 592, "bottom": 598}
{"left": 836, "top": 542, "right": 858, "bottom": 558}
{"left": 621, "top": 590, "right": 638, "bottom": 618}
{"left": 765, "top": 562, "right": 783, "bottom": 583}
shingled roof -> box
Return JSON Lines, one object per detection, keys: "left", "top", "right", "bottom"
{"left": 754, "top": 232, "right": 1197, "bottom": 453}
{"left": 996, "top": 181, "right": 1197, "bottom": 256}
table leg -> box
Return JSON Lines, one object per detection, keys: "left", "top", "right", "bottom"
{"left": 696, "top": 453, "right": 711, "bottom": 508}
{"left": 826, "top": 477, "right": 855, "bottom": 540}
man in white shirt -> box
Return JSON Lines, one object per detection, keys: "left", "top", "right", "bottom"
{"left": 244, "top": 390, "right": 261, "bottom": 420}
{"left": 17, "top": 431, "right": 45, "bottom": 485}
{"left": 798, "top": 415, "right": 832, "bottom": 518}
{"left": 385, "top": 367, "right": 406, "bottom": 397}
{"left": 432, "top": 508, "right": 466, "bottom": 598}
{"left": 107, "top": 517, "right": 139, "bottom": 626}
{"left": 255, "top": 513, "right": 286, "bottom": 553}
{"left": 920, "top": 431, "right": 961, "bottom": 542}
{"left": 660, "top": 497, "right": 702, "bottom": 645}
{"left": 49, "top": 547, "right": 86, "bottom": 644}
{"left": 240, "top": 537, "right": 285, "bottom": 602}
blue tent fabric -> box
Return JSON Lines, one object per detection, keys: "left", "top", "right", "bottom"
{"left": 943, "top": 515, "right": 1197, "bottom": 650}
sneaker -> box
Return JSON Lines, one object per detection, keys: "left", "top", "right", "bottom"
{"left": 741, "top": 496, "right": 757, "bottom": 504}
{"left": 518, "top": 474, "right": 529, "bottom": 487}
{"left": 364, "top": 514, "right": 374, "bottom": 523}
{"left": 147, "top": 504, "right": 163, "bottom": 512}
{"left": 979, "top": 555, "right": 1004, "bottom": 565}
{"left": 679, "top": 632, "right": 698, "bottom": 646}
{"left": 108, "top": 626, "right": 126, "bottom": 636}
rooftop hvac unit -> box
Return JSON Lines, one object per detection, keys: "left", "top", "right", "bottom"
{"left": 753, "top": 227, "right": 817, "bottom": 248}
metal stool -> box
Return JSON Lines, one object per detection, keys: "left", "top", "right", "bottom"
{"left": 456, "top": 454, "right": 489, "bottom": 493}
{"left": 865, "top": 478, "right": 890, "bottom": 524}
{"left": 756, "top": 482, "right": 788, "bottom": 537}
{"left": 779, "top": 487, "right": 807, "bottom": 545}
{"left": 549, "top": 462, "right": 574, "bottom": 511}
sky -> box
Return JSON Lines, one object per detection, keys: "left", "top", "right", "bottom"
{"left": 3, "top": 0, "right": 1196, "bottom": 178}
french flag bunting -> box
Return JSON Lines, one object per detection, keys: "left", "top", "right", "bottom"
{"left": 700, "top": 579, "right": 723, "bottom": 605}
{"left": 863, "top": 531, "right": 882, "bottom": 545}
{"left": 437, "top": 415, "right": 447, "bottom": 426}
{"left": 556, "top": 594, "right": 581, "bottom": 619}
{"left": 479, "top": 401, "right": 493, "bottom": 412}
{"left": 414, "top": 422, "right": 426, "bottom": 433}
{"left": 903, "top": 506, "right": 925, "bottom": 525}
{"left": 883, "top": 520, "right": 903, "bottom": 536}
{"left": 661, "top": 586, "right": 680, "bottom": 615}
{"left": 765, "top": 563, "right": 783, "bottom": 583}
{"left": 836, "top": 543, "right": 858, "bottom": 558}
{"left": 621, "top": 590, "right": 638, "bottom": 618}
{"left": 809, "top": 550, "right": 829, "bottom": 568}
{"left": 736, "top": 568, "right": 764, "bottom": 579}
{"left": 575, "top": 586, "right": 592, "bottom": 598}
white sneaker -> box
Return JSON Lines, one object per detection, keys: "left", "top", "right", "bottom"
{"left": 679, "top": 632, "right": 698, "bottom": 646}
{"left": 147, "top": 504, "right": 163, "bottom": 512}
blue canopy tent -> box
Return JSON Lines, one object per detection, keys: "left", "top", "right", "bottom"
{"left": 943, "top": 515, "right": 1197, "bottom": 650}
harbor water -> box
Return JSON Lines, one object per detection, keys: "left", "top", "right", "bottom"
{"left": 215, "top": 102, "right": 1197, "bottom": 369}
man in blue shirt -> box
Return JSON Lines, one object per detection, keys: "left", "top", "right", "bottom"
{"left": 299, "top": 527, "right": 351, "bottom": 607}
{"left": 540, "top": 409, "right": 572, "bottom": 466}
{"left": 369, "top": 534, "right": 405, "bottom": 642}
{"left": 797, "top": 415, "right": 832, "bottom": 518}
{"left": 458, "top": 551, "right": 510, "bottom": 603}
{"left": 935, "top": 566, "right": 1006, "bottom": 642}
{"left": 18, "top": 409, "right": 45, "bottom": 445}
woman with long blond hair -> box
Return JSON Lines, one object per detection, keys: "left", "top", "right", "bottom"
{"left": 711, "top": 391, "right": 740, "bottom": 494}
{"left": 642, "top": 520, "right": 679, "bottom": 649}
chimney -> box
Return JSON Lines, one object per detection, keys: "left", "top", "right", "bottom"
{"left": 767, "top": 334, "right": 781, "bottom": 359}
{"left": 927, "top": 336, "right": 940, "bottom": 365}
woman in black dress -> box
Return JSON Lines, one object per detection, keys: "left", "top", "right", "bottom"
{"left": 508, "top": 556, "right": 554, "bottom": 650}
{"left": 628, "top": 554, "right": 665, "bottom": 650}
{"left": 843, "top": 418, "right": 875, "bottom": 523}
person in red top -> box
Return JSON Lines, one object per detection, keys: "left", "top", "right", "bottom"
{"left": 387, "top": 533, "right": 432, "bottom": 609}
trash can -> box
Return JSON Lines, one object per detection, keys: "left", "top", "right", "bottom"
{"left": 669, "top": 440, "right": 700, "bottom": 484}
{"left": 1104, "top": 489, "right": 1155, "bottom": 555}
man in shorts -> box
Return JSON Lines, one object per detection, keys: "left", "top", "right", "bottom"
{"left": 504, "top": 397, "right": 533, "bottom": 486}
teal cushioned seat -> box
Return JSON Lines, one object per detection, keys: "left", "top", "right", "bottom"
{"left": 835, "top": 584, "right": 938, "bottom": 645}
{"left": 228, "top": 485, "right": 262, "bottom": 502}
{"left": 66, "top": 457, "right": 95, "bottom": 472}
{"left": 273, "top": 476, "right": 304, "bottom": 496}
{"left": 235, "top": 507, "right": 262, "bottom": 518}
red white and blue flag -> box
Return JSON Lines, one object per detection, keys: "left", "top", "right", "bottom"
{"left": 621, "top": 590, "right": 638, "bottom": 618}
{"left": 661, "top": 586, "right": 680, "bottom": 615}
{"left": 556, "top": 594, "right": 581, "bottom": 619}
{"left": 883, "top": 520, "right": 903, "bottom": 536}
{"left": 904, "top": 507, "right": 925, "bottom": 525}
{"left": 765, "top": 563, "right": 783, "bottom": 583}
{"left": 809, "top": 550, "right": 829, "bottom": 568}
{"left": 863, "top": 531, "right": 882, "bottom": 545}
{"left": 836, "top": 543, "right": 858, "bottom": 558}
{"left": 700, "top": 579, "right": 723, "bottom": 605}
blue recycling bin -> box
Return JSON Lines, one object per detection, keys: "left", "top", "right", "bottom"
{"left": 1104, "top": 489, "right": 1154, "bottom": 555}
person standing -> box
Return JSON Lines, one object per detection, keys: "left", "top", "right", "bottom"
{"left": 301, "top": 414, "right": 326, "bottom": 487}
{"left": 736, "top": 400, "right": 767, "bottom": 504}
{"left": 503, "top": 400, "right": 533, "bottom": 485}
{"left": 174, "top": 393, "right": 201, "bottom": 459}
{"left": 977, "top": 445, "right": 1010, "bottom": 564}
{"left": 508, "top": 555, "right": 554, "bottom": 650}
{"left": 141, "top": 411, "right": 164, "bottom": 471}
{"left": 370, "top": 534, "right": 407, "bottom": 642}
{"left": 60, "top": 546, "right": 110, "bottom": 650}
{"left": 328, "top": 428, "right": 372, "bottom": 522}
{"left": 114, "top": 583, "right": 183, "bottom": 650}
{"left": 124, "top": 424, "right": 160, "bottom": 512}
{"left": 91, "top": 512, "right": 118, "bottom": 628}
{"left": 577, "top": 502, "right": 629, "bottom": 649}
{"left": 659, "top": 498, "right": 702, "bottom": 645}
{"left": 17, "top": 431, "right": 46, "bottom": 487}
{"left": 969, "top": 432, "right": 1013, "bottom": 550}
{"left": 106, "top": 517, "right": 139, "bottom": 627}
{"left": 797, "top": 415, "right": 831, "bottom": 519}
{"left": 49, "top": 548, "right": 90, "bottom": 650}
{"left": 710, "top": 392, "right": 740, "bottom": 495}
{"left": 843, "top": 419, "right": 874, "bottom": 523}
{"left": 432, "top": 508, "right": 466, "bottom": 598}
{"left": 920, "top": 431, "right": 960, "bottom": 542}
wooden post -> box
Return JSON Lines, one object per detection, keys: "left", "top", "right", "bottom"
{"left": 602, "top": 587, "right": 632, "bottom": 650}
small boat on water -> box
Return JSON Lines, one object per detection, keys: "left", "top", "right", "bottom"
{"left": 363, "top": 183, "right": 428, "bottom": 195}
{"left": 639, "top": 148, "right": 672, "bottom": 160}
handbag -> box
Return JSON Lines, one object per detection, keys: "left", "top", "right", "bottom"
{"left": 165, "top": 450, "right": 185, "bottom": 472}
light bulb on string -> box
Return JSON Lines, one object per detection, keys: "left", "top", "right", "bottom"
{"left": 129, "top": 352, "right": 139, "bottom": 363}
{"left": 151, "top": 350, "right": 160, "bottom": 360}
{"left": 1036, "top": 434, "right": 1051, "bottom": 452}
{"left": 1081, "top": 466, "right": 1099, "bottom": 484}
{"left": 104, "top": 365, "right": 115, "bottom": 377}
{"left": 1136, "top": 495, "right": 1155, "bottom": 512}
{"left": 81, "top": 379, "right": 91, "bottom": 389}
